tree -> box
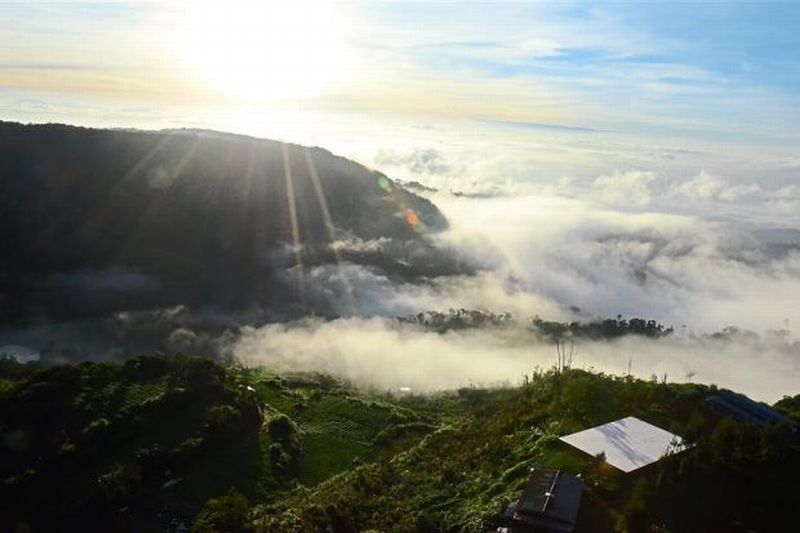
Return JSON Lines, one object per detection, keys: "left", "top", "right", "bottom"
{"left": 617, "top": 478, "right": 650, "bottom": 533}
{"left": 193, "top": 488, "right": 250, "bottom": 533}
{"left": 555, "top": 339, "right": 576, "bottom": 372}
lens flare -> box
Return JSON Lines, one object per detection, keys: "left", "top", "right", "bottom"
{"left": 405, "top": 210, "right": 421, "bottom": 226}
{"left": 377, "top": 176, "right": 392, "bottom": 192}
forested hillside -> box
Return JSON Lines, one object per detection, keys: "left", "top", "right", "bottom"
{"left": 0, "top": 122, "right": 449, "bottom": 322}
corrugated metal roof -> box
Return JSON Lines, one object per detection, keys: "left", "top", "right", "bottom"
{"left": 706, "top": 392, "right": 785, "bottom": 427}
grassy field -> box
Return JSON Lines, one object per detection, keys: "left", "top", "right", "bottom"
{"left": 243, "top": 369, "right": 433, "bottom": 489}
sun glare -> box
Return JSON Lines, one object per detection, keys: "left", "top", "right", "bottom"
{"left": 179, "top": 1, "right": 353, "bottom": 102}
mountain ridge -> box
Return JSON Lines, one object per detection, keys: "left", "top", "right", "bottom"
{"left": 0, "top": 121, "right": 450, "bottom": 322}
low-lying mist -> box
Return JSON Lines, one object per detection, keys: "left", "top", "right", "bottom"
{"left": 2, "top": 126, "right": 798, "bottom": 402}
{"left": 231, "top": 189, "right": 800, "bottom": 403}
{"left": 232, "top": 317, "right": 799, "bottom": 403}
{"left": 433, "top": 192, "right": 800, "bottom": 335}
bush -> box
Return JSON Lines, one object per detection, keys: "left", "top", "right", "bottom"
{"left": 267, "top": 414, "right": 298, "bottom": 441}
{"left": 616, "top": 478, "right": 650, "bottom": 532}
{"left": 269, "top": 443, "right": 295, "bottom": 475}
{"left": 205, "top": 405, "right": 243, "bottom": 433}
{"left": 193, "top": 488, "right": 250, "bottom": 533}
{"left": 98, "top": 463, "right": 142, "bottom": 503}
{"left": 81, "top": 417, "right": 112, "bottom": 440}
{"left": 264, "top": 414, "right": 302, "bottom": 477}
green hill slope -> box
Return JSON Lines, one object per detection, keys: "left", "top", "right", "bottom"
{"left": 1, "top": 356, "right": 797, "bottom": 532}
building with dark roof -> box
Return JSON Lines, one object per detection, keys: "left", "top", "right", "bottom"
{"left": 706, "top": 392, "right": 786, "bottom": 427}
{"left": 497, "top": 468, "right": 583, "bottom": 533}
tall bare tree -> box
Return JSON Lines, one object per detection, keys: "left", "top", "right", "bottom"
{"left": 556, "top": 339, "right": 576, "bottom": 372}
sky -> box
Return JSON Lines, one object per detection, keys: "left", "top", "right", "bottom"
{"left": 1, "top": 1, "right": 798, "bottom": 145}
{"left": 4, "top": 0, "right": 797, "bottom": 195}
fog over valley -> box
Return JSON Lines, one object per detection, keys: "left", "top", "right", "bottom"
{"left": 2, "top": 3, "right": 800, "bottom": 530}
{"left": 1, "top": 122, "right": 797, "bottom": 402}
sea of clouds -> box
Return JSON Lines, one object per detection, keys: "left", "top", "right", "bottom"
{"left": 231, "top": 190, "right": 800, "bottom": 402}
{"left": 2, "top": 120, "right": 798, "bottom": 401}
{"left": 231, "top": 124, "right": 800, "bottom": 402}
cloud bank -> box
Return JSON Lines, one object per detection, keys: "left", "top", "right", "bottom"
{"left": 233, "top": 317, "right": 799, "bottom": 403}
{"left": 231, "top": 179, "right": 800, "bottom": 402}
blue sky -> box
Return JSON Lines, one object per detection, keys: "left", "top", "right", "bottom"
{"left": 353, "top": 1, "right": 799, "bottom": 140}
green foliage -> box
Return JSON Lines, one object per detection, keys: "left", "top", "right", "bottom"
{"left": 254, "top": 368, "right": 798, "bottom": 533}
{"left": 264, "top": 414, "right": 303, "bottom": 477}
{"left": 532, "top": 315, "right": 674, "bottom": 341}
{"left": 98, "top": 463, "right": 142, "bottom": 503}
{"left": 1, "top": 356, "right": 796, "bottom": 533}
{"left": 0, "top": 355, "right": 262, "bottom": 532}
{"left": 268, "top": 442, "right": 296, "bottom": 476}
{"left": 267, "top": 413, "right": 299, "bottom": 441}
{"left": 402, "top": 309, "right": 674, "bottom": 341}
{"left": 246, "top": 371, "right": 425, "bottom": 488}
{"left": 700, "top": 414, "right": 794, "bottom": 469}
{"left": 371, "top": 421, "right": 436, "bottom": 447}
{"left": 774, "top": 393, "right": 800, "bottom": 420}
{"left": 617, "top": 478, "right": 650, "bottom": 533}
{"left": 0, "top": 358, "right": 38, "bottom": 382}
{"left": 121, "top": 381, "right": 167, "bottom": 410}
{"left": 400, "top": 308, "right": 515, "bottom": 332}
{"left": 557, "top": 371, "right": 617, "bottom": 424}
{"left": 205, "top": 404, "right": 243, "bottom": 433}
{"left": 81, "top": 417, "right": 112, "bottom": 439}
{"left": 193, "top": 488, "right": 250, "bottom": 533}
{"left": 682, "top": 409, "right": 706, "bottom": 444}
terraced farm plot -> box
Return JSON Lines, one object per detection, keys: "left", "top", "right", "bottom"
{"left": 248, "top": 373, "right": 431, "bottom": 485}
{"left": 120, "top": 380, "right": 168, "bottom": 409}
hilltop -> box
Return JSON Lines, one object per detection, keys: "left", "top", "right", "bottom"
{"left": 0, "top": 121, "right": 451, "bottom": 323}
{"left": 1, "top": 355, "right": 797, "bottom": 532}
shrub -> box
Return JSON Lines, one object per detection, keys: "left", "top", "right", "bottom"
{"left": 205, "top": 405, "right": 243, "bottom": 433}
{"left": 193, "top": 488, "right": 250, "bottom": 533}
{"left": 269, "top": 443, "right": 294, "bottom": 475}
{"left": 267, "top": 414, "right": 302, "bottom": 453}
{"left": 98, "top": 463, "right": 142, "bottom": 503}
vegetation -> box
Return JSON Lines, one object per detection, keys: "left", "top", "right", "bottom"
{"left": 402, "top": 308, "right": 673, "bottom": 340}
{"left": 775, "top": 393, "right": 800, "bottom": 421}
{"left": 0, "top": 355, "right": 262, "bottom": 531}
{"left": 0, "top": 355, "right": 797, "bottom": 532}
{"left": 0, "top": 121, "right": 451, "bottom": 324}
{"left": 531, "top": 315, "right": 674, "bottom": 341}
{"left": 0, "top": 356, "right": 433, "bottom": 531}
{"left": 400, "top": 309, "right": 516, "bottom": 332}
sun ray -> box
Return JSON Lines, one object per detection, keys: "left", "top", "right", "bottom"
{"left": 74, "top": 134, "right": 173, "bottom": 245}
{"left": 303, "top": 147, "right": 355, "bottom": 311}
{"left": 116, "top": 135, "right": 201, "bottom": 262}
{"left": 242, "top": 141, "right": 267, "bottom": 259}
{"left": 282, "top": 143, "right": 306, "bottom": 309}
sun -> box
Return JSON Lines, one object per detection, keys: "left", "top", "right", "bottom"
{"left": 178, "top": 1, "right": 353, "bottom": 102}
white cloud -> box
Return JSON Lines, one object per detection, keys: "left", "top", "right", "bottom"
{"left": 674, "top": 170, "right": 762, "bottom": 203}
{"left": 232, "top": 317, "right": 800, "bottom": 402}
{"left": 592, "top": 170, "right": 658, "bottom": 206}
{"left": 433, "top": 192, "right": 800, "bottom": 335}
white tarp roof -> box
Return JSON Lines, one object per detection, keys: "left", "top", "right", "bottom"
{"left": 559, "top": 416, "right": 685, "bottom": 473}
